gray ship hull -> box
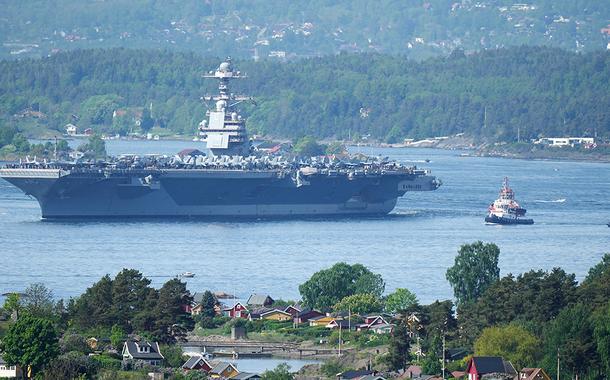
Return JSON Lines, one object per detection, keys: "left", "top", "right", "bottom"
{"left": 0, "top": 168, "right": 438, "bottom": 218}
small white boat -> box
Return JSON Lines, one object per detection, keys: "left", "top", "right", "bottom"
{"left": 180, "top": 271, "right": 195, "bottom": 278}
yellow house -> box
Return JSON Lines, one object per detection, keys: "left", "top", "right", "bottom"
{"left": 309, "top": 315, "right": 335, "bottom": 327}
{"left": 210, "top": 362, "right": 239, "bottom": 379}
{"left": 261, "top": 309, "right": 292, "bottom": 322}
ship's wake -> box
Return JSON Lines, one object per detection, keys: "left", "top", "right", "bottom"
{"left": 533, "top": 198, "right": 566, "bottom": 203}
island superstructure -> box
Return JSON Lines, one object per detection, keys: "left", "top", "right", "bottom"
{"left": 0, "top": 59, "right": 441, "bottom": 218}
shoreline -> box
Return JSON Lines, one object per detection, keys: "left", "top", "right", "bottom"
{"left": 353, "top": 140, "right": 610, "bottom": 164}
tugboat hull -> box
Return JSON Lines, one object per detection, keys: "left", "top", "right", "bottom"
{"left": 485, "top": 215, "right": 534, "bottom": 225}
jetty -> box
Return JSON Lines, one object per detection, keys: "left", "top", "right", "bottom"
{"left": 180, "top": 339, "right": 349, "bottom": 358}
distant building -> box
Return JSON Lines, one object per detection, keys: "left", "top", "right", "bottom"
{"left": 65, "top": 123, "right": 78, "bottom": 136}
{"left": 246, "top": 294, "right": 274, "bottom": 307}
{"left": 534, "top": 137, "right": 595, "bottom": 148}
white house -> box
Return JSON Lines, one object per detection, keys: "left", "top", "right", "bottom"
{"left": 0, "top": 355, "right": 22, "bottom": 379}
{"left": 122, "top": 340, "right": 164, "bottom": 367}
{"left": 65, "top": 123, "right": 78, "bottom": 136}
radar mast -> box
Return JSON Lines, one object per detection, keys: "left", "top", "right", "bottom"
{"left": 199, "top": 58, "right": 251, "bottom": 156}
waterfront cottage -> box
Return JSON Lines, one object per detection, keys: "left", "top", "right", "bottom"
{"left": 122, "top": 340, "right": 164, "bottom": 367}
{"left": 209, "top": 361, "right": 239, "bottom": 379}
{"left": 182, "top": 355, "right": 212, "bottom": 372}
{"left": 223, "top": 302, "right": 249, "bottom": 318}
{"left": 308, "top": 315, "right": 335, "bottom": 327}
{"left": 246, "top": 294, "right": 274, "bottom": 307}
{"left": 260, "top": 309, "right": 293, "bottom": 321}
{"left": 466, "top": 356, "right": 517, "bottom": 380}
{"left": 326, "top": 319, "right": 351, "bottom": 329}
{"left": 248, "top": 307, "right": 274, "bottom": 320}
{"left": 294, "top": 309, "right": 324, "bottom": 324}
{"left": 284, "top": 305, "right": 301, "bottom": 316}
{"left": 356, "top": 315, "right": 391, "bottom": 331}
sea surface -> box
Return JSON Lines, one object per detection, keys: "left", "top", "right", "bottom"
{"left": 1, "top": 140, "right": 609, "bottom": 305}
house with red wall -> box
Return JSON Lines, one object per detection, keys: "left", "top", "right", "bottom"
{"left": 223, "top": 302, "right": 249, "bottom": 318}
{"left": 466, "top": 357, "right": 517, "bottom": 380}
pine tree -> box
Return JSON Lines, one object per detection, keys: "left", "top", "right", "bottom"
{"left": 387, "top": 320, "right": 411, "bottom": 372}
{"left": 153, "top": 278, "right": 194, "bottom": 343}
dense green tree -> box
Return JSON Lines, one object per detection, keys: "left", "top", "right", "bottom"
{"left": 131, "top": 287, "right": 159, "bottom": 333}
{"left": 458, "top": 267, "right": 578, "bottom": 345}
{"left": 0, "top": 315, "right": 60, "bottom": 378}
{"left": 80, "top": 94, "right": 123, "bottom": 126}
{"left": 384, "top": 288, "right": 418, "bottom": 314}
{"left": 578, "top": 253, "right": 610, "bottom": 311}
{"left": 196, "top": 290, "right": 219, "bottom": 328}
{"left": 333, "top": 293, "right": 383, "bottom": 314}
{"left": 109, "top": 324, "right": 126, "bottom": 349}
{"left": 293, "top": 136, "right": 326, "bottom": 156}
{"left": 77, "top": 135, "right": 107, "bottom": 158}
{"left": 59, "top": 332, "right": 90, "bottom": 354}
{"left": 43, "top": 352, "right": 99, "bottom": 380}
{"left": 593, "top": 303, "right": 610, "bottom": 375}
{"left": 160, "top": 344, "right": 185, "bottom": 368}
{"left": 69, "top": 274, "right": 114, "bottom": 329}
{"left": 111, "top": 269, "right": 151, "bottom": 332}
{"left": 474, "top": 324, "right": 540, "bottom": 370}
{"left": 140, "top": 106, "right": 154, "bottom": 131}
{"left": 1, "top": 48, "right": 608, "bottom": 143}
{"left": 299, "top": 262, "right": 385, "bottom": 311}
{"left": 22, "top": 282, "right": 55, "bottom": 319}
{"left": 387, "top": 320, "right": 411, "bottom": 372}
{"left": 542, "top": 303, "right": 601, "bottom": 379}
{"left": 2, "top": 293, "right": 22, "bottom": 319}
{"left": 261, "top": 363, "right": 294, "bottom": 380}
{"left": 11, "top": 133, "right": 30, "bottom": 153}
{"left": 446, "top": 241, "right": 500, "bottom": 305}
{"left": 420, "top": 353, "right": 442, "bottom": 376}
{"left": 153, "top": 278, "right": 194, "bottom": 343}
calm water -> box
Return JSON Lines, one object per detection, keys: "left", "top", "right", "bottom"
{"left": 1, "top": 140, "right": 608, "bottom": 304}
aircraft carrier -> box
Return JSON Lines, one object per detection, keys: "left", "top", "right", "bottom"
{"left": 0, "top": 59, "right": 441, "bottom": 218}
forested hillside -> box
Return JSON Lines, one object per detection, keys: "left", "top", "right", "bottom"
{"left": 0, "top": 47, "right": 608, "bottom": 142}
{"left": 1, "top": 0, "right": 608, "bottom": 60}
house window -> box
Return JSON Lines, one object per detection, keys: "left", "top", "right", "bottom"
{"left": 0, "top": 365, "right": 6, "bottom": 370}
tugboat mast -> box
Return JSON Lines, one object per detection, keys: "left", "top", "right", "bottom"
{"left": 199, "top": 58, "right": 251, "bottom": 157}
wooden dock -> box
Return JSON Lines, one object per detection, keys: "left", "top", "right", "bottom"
{"left": 180, "top": 340, "right": 349, "bottom": 358}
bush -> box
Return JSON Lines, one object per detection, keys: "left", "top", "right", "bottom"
{"left": 91, "top": 354, "right": 122, "bottom": 370}
{"left": 43, "top": 352, "right": 100, "bottom": 380}
{"left": 321, "top": 360, "right": 349, "bottom": 378}
{"left": 60, "top": 332, "right": 91, "bottom": 354}
{"left": 162, "top": 344, "right": 185, "bottom": 368}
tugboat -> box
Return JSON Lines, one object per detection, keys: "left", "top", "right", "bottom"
{"left": 485, "top": 177, "right": 534, "bottom": 225}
